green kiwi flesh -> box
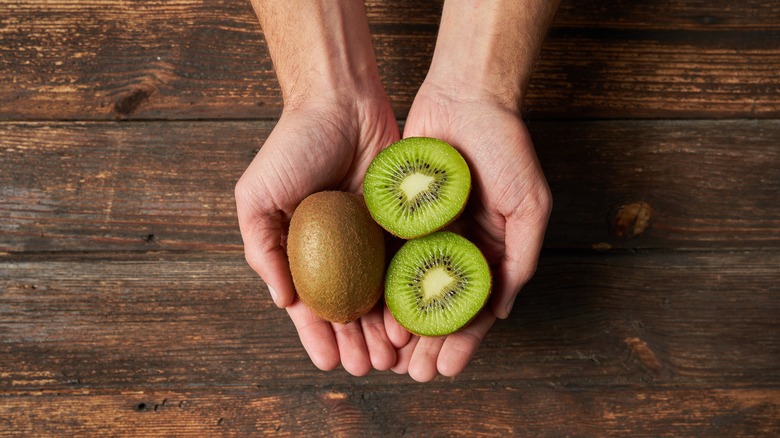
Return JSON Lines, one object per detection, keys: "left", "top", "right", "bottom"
{"left": 385, "top": 231, "right": 491, "bottom": 336}
{"left": 287, "top": 191, "right": 386, "bottom": 324}
{"left": 363, "top": 137, "right": 471, "bottom": 239}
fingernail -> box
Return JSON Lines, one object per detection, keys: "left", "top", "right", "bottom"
{"left": 504, "top": 296, "right": 517, "bottom": 318}
{"left": 267, "top": 284, "right": 279, "bottom": 305}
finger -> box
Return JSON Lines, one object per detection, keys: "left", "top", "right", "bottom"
{"left": 360, "top": 305, "right": 396, "bottom": 371}
{"left": 333, "top": 320, "right": 372, "bottom": 377}
{"left": 287, "top": 300, "right": 339, "bottom": 371}
{"left": 391, "top": 335, "right": 419, "bottom": 375}
{"left": 384, "top": 305, "right": 411, "bottom": 349}
{"left": 408, "top": 336, "right": 446, "bottom": 382}
{"left": 437, "top": 309, "right": 496, "bottom": 377}
{"left": 492, "top": 206, "right": 549, "bottom": 319}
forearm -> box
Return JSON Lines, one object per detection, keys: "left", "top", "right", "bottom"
{"left": 250, "top": 0, "right": 383, "bottom": 105}
{"left": 426, "top": 0, "right": 560, "bottom": 111}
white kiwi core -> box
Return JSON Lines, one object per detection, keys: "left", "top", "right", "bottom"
{"left": 399, "top": 172, "right": 435, "bottom": 201}
{"left": 420, "top": 266, "right": 456, "bottom": 303}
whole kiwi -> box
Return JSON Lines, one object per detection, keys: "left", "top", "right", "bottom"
{"left": 287, "top": 191, "right": 386, "bottom": 324}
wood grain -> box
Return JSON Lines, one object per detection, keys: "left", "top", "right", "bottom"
{"left": 1, "top": 387, "right": 778, "bottom": 436}
{"left": 1, "top": 1, "right": 778, "bottom": 120}
{"left": 555, "top": 0, "right": 780, "bottom": 30}
{"left": 2, "top": 120, "right": 778, "bottom": 252}
{"left": 366, "top": 0, "right": 780, "bottom": 29}
{"left": 2, "top": 1, "right": 778, "bottom": 436}
{"left": 1, "top": 251, "right": 777, "bottom": 389}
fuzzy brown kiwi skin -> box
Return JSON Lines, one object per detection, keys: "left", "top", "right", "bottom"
{"left": 287, "top": 191, "right": 386, "bottom": 324}
{"left": 322, "top": 286, "right": 382, "bottom": 325}
{"left": 387, "top": 240, "right": 492, "bottom": 337}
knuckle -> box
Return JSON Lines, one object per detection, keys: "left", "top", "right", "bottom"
{"left": 528, "top": 182, "right": 553, "bottom": 221}
{"left": 451, "top": 331, "right": 482, "bottom": 356}
{"left": 234, "top": 173, "right": 250, "bottom": 200}
{"left": 332, "top": 322, "right": 363, "bottom": 338}
{"left": 234, "top": 176, "right": 254, "bottom": 213}
{"left": 243, "top": 250, "right": 265, "bottom": 276}
{"left": 521, "top": 260, "right": 540, "bottom": 283}
{"left": 243, "top": 250, "right": 258, "bottom": 270}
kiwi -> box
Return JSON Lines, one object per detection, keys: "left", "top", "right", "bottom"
{"left": 363, "top": 137, "right": 471, "bottom": 239}
{"left": 287, "top": 191, "right": 385, "bottom": 324}
{"left": 385, "top": 231, "right": 491, "bottom": 336}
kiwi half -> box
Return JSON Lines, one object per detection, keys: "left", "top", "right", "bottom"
{"left": 385, "top": 231, "right": 491, "bottom": 336}
{"left": 363, "top": 137, "right": 471, "bottom": 239}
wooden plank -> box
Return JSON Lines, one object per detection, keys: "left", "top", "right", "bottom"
{"left": 0, "top": 387, "right": 778, "bottom": 436}
{"left": 535, "top": 119, "right": 780, "bottom": 250}
{"left": 367, "top": 0, "right": 780, "bottom": 29}
{"left": 1, "top": 120, "right": 778, "bottom": 252}
{"left": 1, "top": 251, "right": 777, "bottom": 389}
{"left": 555, "top": 0, "right": 780, "bottom": 30}
{"left": 1, "top": 1, "right": 778, "bottom": 120}
{"left": 528, "top": 28, "right": 780, "bottom": 119}
{"left": 0, "top": 121, "right": 260, "bottom": 252}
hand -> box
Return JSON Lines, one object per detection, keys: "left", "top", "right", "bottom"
{"left": 393, "top": 82, "right": 553, "bottom": 382}
{"left": 235, "top": 94, "right": 410, "bottom": 375}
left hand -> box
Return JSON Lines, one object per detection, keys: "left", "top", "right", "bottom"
{"left": 390, "top": 82, "right": 553, "bottom": 382}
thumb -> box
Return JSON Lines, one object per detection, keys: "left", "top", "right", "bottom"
{"left": 235, "top": 181, "right": 296, "bottom": 308}
{"left": 243, "top": 211, "right": 296, "bottom": 308}
{"left": 492, "top": 205, "right": 550, "bottom": 319}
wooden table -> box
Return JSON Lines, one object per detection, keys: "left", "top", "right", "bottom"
{"left": 1, "top": 0, "right": 778, "bottom": 435}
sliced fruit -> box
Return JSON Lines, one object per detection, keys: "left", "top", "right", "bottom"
{"left": 363, "top": 137, "right": 471, "bottom": 239}
{"left": 385, "top": 231, "right": 491, "bottom": 336}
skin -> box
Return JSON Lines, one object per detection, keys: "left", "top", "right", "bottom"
{"left": 236, "top": 0, "right": 558, "bottom": 381}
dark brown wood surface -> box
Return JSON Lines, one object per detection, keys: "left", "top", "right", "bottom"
{"left": 1, "top": 0, "right": 779, "bottom": 435}
{"left": 1, "top": 251, "right": 778, "bottom": 388}
{"left": 1, "top": 120, "right": 778, "bottom": 252}
{"left": 1, "top": 0, "right": 779, "bottom": 120}
{"left": 1, "top": 251, "right": 778, "bottom": 434}
{"left": 2, "top": 388, "right": 778, "bottom": 436}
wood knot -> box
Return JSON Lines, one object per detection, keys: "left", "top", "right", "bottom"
{"left": 115, "top": 88, "right": 152, "bottom": 115}
{"left": 591, "top": 242, "right": 612, "bottom": 251}
{"left": 697, "top": 15, "right": 723, "bottom": 25}
{"left": 624, "top": 337, "right": 662, "bottom": 376}
{"left": 321, "top": 391, "right": 348, "bottom": 401}
{"left": 317, "top": 390, "right": 350, "bottom": 410}
{"left": 609, "top": 201, "right": 653, "bottom": 240}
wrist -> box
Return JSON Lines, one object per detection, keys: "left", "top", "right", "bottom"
{"left": 255, "top": 0, "right": 384, "bottom": 108}
{"left": 425, "top": 6, "right": 520, "bottom": 111}
{"left": 422, "top": 66, "right": 524, "bottom": 115}
{"left": 424, "top": 0, "right": 559, "bottom": 112}
{"left": 281, "top": 36, "right": 385, "bottom": 110}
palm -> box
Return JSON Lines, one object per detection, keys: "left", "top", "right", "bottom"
{"left": 257, "top": 105, "right": 392, "bottom": 200}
